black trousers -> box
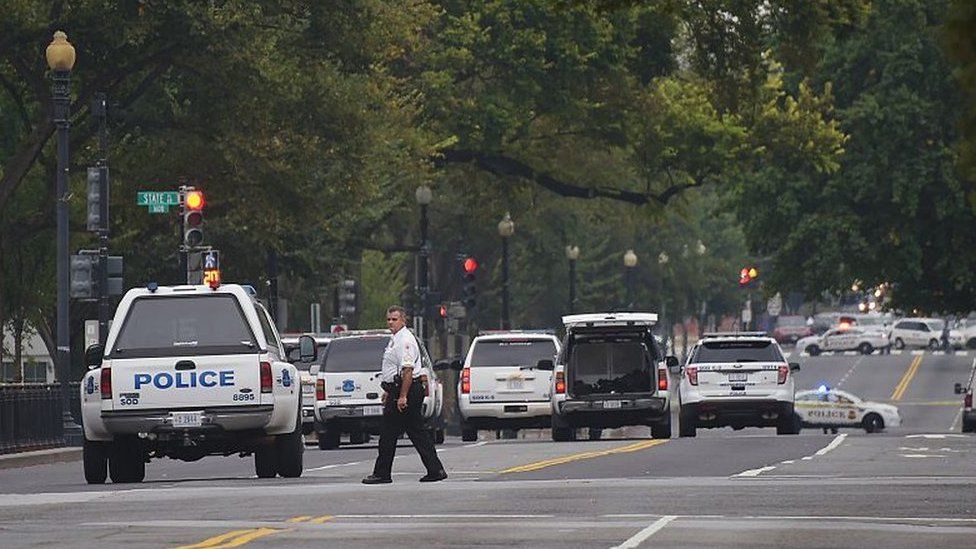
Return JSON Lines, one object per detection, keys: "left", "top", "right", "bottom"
{"left": 371, "top": 381, "right": 444, "bottom": 479}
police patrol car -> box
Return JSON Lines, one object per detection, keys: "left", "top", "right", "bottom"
{"left": 80, "top": 283, "right": 303, "bottom": 484}
{"left": 311, "top": 330, "right": 444, "bottom": 449}
{"left": 457, "top": 331, "right": 561, "bottom": 441}
{"left": 796, "top": 326, "right": 890, "bottom": 356}
{"left": 795, "top": 386, "right": 900, "bottom": 433}
{"left": 678, "top": 332, "right": 800, "bottom": 437}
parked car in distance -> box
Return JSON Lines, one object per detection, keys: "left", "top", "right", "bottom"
{"left": 889, "top": 318, "right": 962, "bottom": 350}
{"left": 796, "top": 327, "right": 890, "bottom": 356}
{"left": 771, "top": 315, "right": 813, "bottom": 344}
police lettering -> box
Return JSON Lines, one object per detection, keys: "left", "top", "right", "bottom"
{"left": 134, "top": 371, "right": 235, "bottom": 390}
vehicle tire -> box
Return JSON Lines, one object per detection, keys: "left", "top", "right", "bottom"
{"left": 862, "top": 413, "right": 884, "bottom": 433}
{"left": 962, "top": 420, "right": 975, "bottom": 433}
{"left": 461, "top": 422, "right": 478, "bottom": 441}
{"left": 678, "top": 409, "right": 697, "bottom": 438}
{"left": 551, "top": 426, "right": 575, "bottom": 441}
{"left": 275, "top": 411, "right": 304, "bottom": 478}
{"left": 434, "top": 428, "right": 445, "bottom": 444}
{"left": 830, "top": 427, "right": 839, "bottom": 434}
{"left": 928, "top": 339, "right": 940, "bottom": 351}
{"left": 858, "top": 342, "right": 874, "bottom": 355}
{"left": 967, "top": 338, "right": 976, "bottom": 350}
{"left": 83, "top": 439, "right": 108, "bottom": 484}
{"left": 349, "top": 431, "right": 366, "bottom": 445}
{"left": 254, "top": 445, "right": 278, "bottom": 478}
{"left": 776, "top": 414, "right": 801, "bottom": 435}
{"left": 317, "top": 427, "right": 341, "bottom": 450}
{"left": 894, "top": 338, "right": 905, "bottom": 350}
{"left": 806, "top": 345, "right": 821, "bottom": 357}
{"left": 109, "top": 439, "right": 145, "bottom": 483}
{"left": 302, "top": 423, "right": 314, "bottom": 436}
{"left": 651, "top": 415, "right": 672, "bottom": 439}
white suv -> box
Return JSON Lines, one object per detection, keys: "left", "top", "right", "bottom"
{"left": 890, "top": 318, "right": 962, "bottom": 350}
{"left": 457, "top": 331, "right": 561, "bottom": 441}
{"left": 678, "top": 332, "right": 799, "bottom": 437}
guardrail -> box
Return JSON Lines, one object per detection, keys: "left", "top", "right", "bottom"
{"left": 0, "top": 382, "right": 81, "bottom": 455}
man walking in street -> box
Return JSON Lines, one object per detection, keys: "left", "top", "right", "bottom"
{"left": 363, "top": 306, "right": 447, "bottom": 484}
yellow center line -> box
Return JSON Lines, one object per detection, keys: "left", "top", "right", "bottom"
{"left": 286, "top": 516, "right": 312, "bottom": 523}
{"left": 205, "top": 528, "right": 280, "bottom": 549}
{"left": 308, "top": 515, "right": 334, "bottom": 524}
{"left": 171, "top": 528, "right": 278, "bottom": 549}
{"left": 500, "top": 439, "right": 668, "bottom": 474}
{"left": 891, "top": 355, "right": 923, "bottom": 401}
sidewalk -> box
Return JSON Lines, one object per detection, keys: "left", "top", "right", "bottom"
{"left": 0, "top": 447, "right": 82, "bottom": 470}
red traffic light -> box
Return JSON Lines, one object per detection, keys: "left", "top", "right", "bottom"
{"left": 739, "top": 267, "right": 751, "bottom": 286}
{"left": 463, "top": 257, "right": 478, "bottom": 274}
{"left": 439, "top": 305, "right": 448, "bottom": 318}
{"left": 185, "top": 190, "right": 205, "bottom": 211}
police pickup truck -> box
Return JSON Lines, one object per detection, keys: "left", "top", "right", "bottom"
{"left": 80, "top": 283, "right": 303, "bottom": 484}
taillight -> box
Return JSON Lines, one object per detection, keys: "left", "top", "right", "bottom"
{"left": 260, "top": 361, "right": 273, "bottom": 393}
{"left": 316, "top": 378, "right": 325, "bottom": 401}
{"left": 657, "top": 368, "right": 668, "bottom": 391}
{"left": 965, "top": 392, "right": 973, "bottom": 409}
{"left": 461, "top": 367, "right": 471, "bottom": 394}
{"left": 686, "top": 367, "right": 698, "bottom": 386}
{"left": 777, "top": 365, "right": 789, "bottom": 384}
{"left": 100, "top": 367, "right": 112, "bottom": 399}
{"left": 555, "top": 371, "right": 566, "bottom": 394}
{"left": 420, "top": 374, "right": 430, "bottom": 396}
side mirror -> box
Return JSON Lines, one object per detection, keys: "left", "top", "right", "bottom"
{"left": 955, "top": 382, "right": 964, "bottom": 394}
{"left": 665, "top": 356, "right": 680, "bottom": 374}
{"left": 309, "top": 364, "right": 320, "bottom": 376}
{"left": 85, "top": 344, "right": 104, "bottom": 369}
{"left": 536, "top": 359, "right": 554, "bottom": 371}
{"left": 298, "top": 335, "right": 317, "bottom": 363}
{"left": 789, "top": 362, "right": 801, "bottom": 372}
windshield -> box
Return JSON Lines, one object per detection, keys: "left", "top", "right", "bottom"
{"left": 111, "top": 295, "right": 257, "bottom": 358}
{"left": 692, "top": 340, "right": 784, "bottom": 363}
{"left": 321, "top": 337, "right": 388, "bottom": 372}
{"left": 469, "top": 339, "right": 556, "bottom": 367}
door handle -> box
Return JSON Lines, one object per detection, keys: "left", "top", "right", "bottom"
{"left": 175, "top": 361, "right": 196, "bottom": 370}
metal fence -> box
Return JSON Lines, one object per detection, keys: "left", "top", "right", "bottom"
{"left": 0, "top": 382, "right": 81, "bottom": 455}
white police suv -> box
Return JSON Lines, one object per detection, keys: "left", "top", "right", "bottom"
{"left": 80, "top": 283, "right": 303, "bottom": 484}
{"left": 549, "top": 313, "right": 674, "bottom": 441}
{"left": 457, "top": 331, "right": 561, "bottom": 441}
{"left": 312, "top": 331, "right": 444, "bottom": 449}
{"left": 678, "top": 332, "right": 799, "bottom": 437}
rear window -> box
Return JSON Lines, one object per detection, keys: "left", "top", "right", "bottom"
{"left": 111, "top": 295, "right": 257, "bottom": 358}
{"left": 321, "top": 337, "right": 388, "bottom": 373}
{"left": 469, "top": 339, "right": 557, "bottom": 367}
{"left": 567, "top": 333, "right": 653, "bottom": 395}
{"left": 692, "top": 340, "right": 784, "bottom": 363}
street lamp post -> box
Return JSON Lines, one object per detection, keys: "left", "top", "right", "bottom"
{"left": 623, "top": 249, "right": 637, "bottom": 310}
{"left": 415, "top": 185, "right": 432, "bottom": 345}
{"left": 47, "top": 31, "right": 82, "bottom": 444}
{"left": 498, "top": 213, "right": 515, "bottom": 330}
{"left": 658, "top": 251, "right": 670, "bottom": 354}
{"left": 565, "top": 245, "right": 579, "bottom": 313}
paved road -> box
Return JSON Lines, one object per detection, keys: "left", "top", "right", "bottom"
{"left": 1, "top": 351, "right": 973, "bottom": 548}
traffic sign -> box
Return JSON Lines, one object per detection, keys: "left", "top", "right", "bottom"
{"left": 137, "top": 191, "right": 179, "bottom": 213}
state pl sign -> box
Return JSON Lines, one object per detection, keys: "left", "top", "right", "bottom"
{"left": 137, "top": 191, "right": 180, "bottom": 213}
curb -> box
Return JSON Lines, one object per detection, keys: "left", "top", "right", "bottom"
{"left": 0, "top": 447, "right": 83, "bottom": 470}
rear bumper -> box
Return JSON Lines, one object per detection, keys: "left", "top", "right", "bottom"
{"left": 555, "top": 396, "right": 668, "bottom": 428}
{"left": 316, "top": 405, "right": 384, "bottom": 433}
{"left": 101, "top": 405, "right": 274, "bottom": 435}
{"left": 681, "top": 399, "right": 793, "bottom": 428}
{"left": 460, "top": 401, "right": 551, "bottom": 420}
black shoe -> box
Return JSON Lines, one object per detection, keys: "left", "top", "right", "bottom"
{"left": 362, "top": 474, "right": 392, "bottom": 485}
{"left": 419, "top": 470, "right": 447, "bottom": 483}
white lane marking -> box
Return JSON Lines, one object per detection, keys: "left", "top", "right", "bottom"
{"left": 906, "top": 434, "right": 967, "bottom": 439}
{"left": 780, "top": 460, "right": 795, "bottom": 464}
{"left": 892, "top": 350, "right": 903, "bottom": 355}
{"left": 734, "top": 466, "right": 777, "bottom": 477}
{"left": 836, "top": 357, "right": 863, "bottom": 388}
{"left": 610, "top": 515, "right": 677, "bottom": 549}
{"left": 305, "top": 461, "right": 363, "bottom": 472}
{"left": 333, "top": 514, "right": 554, "bottom": 519}
{"left": 949, "top": 406, "right": 964, "bottom": 432}
{"left": 814, "top": 434, "right": 847, "bottom": 456}
{"left": 801, "top": 456, "right": 813, "bottom": 460}
{"left": 464, "top": 441, "right": 489, "bottom": 448}
{"left": 911, "top": 350, "right": 924, "bottom": 355}
{"left": 899, "top": 454, "right": 947, "bottom": 458}
{"left": 843, "top": 351, "right": 857, "bottom": 356}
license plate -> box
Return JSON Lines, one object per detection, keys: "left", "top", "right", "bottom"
{"left": 728, "top": 373, "right": 748, "bottom": 382}
{"left": 603, "top": 400, "right": 622, "bottom": 409}
{"left": 507, "top": 378, "right": 524, "bottom": 390}
{"left": 363, "top": 405, "right": 383, "bottom": 416}
{"left": 171, "top": 411, "right": 202, "bottom": 428}
{"left": 302, "top": 384, "right": 315, "bottom": 394}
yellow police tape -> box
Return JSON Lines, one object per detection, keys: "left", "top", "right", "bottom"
{"left": 500, "top": 438, "right": 668, "bottom": 474}
{"left": 890, "top": 355, "right": 923, "bottom": 401}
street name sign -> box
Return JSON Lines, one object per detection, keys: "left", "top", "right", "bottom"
{"left": 137, "top": 191, "right": 179, "bottom": 213}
